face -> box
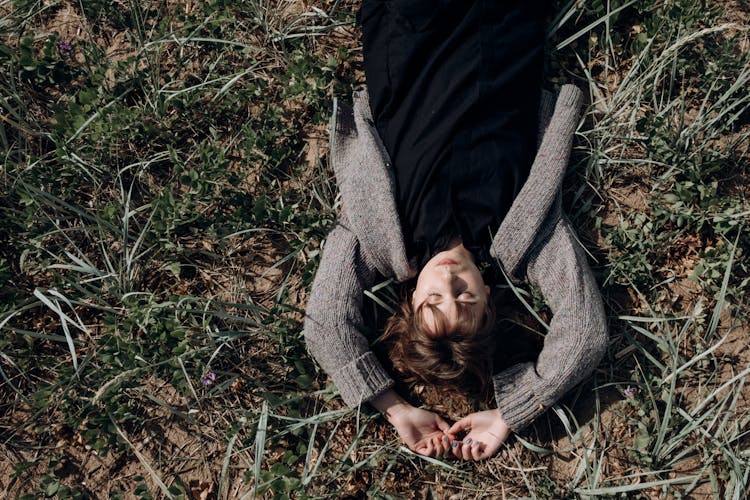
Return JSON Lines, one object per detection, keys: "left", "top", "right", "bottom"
{"left": 412, "top": 244, "right": 490, "bottom": 336}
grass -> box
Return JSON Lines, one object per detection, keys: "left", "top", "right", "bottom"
{"left": 0, "top": 0, "right": 749, "bottom": 497}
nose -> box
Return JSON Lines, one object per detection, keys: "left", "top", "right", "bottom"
{"left": 440, "top": 270, "right": 459, "bottom": 292}
{"left": 440, "top": 267, "right": 454, "bottom": 280}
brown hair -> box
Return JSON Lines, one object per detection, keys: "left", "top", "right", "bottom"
{"left": 381, "top": 294, "right": 497, "bottom": 399}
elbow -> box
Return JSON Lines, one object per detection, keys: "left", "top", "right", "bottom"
{"left": 302, "top": 312, "right": 325, "bottom": 359}
{"left": 586, "top": 315, "right": 609, "bottom": 367}
{"left": 594, "top": 327, "right": 608, "bottom": 365}
{"left": 570, "top": 302, "right": 608, "bottom": 371}
{"left": 584, "top": 290, "right": 609, "bottom": 365}
{"left": 302, "top": 324, "right": 315, "bottom": 351}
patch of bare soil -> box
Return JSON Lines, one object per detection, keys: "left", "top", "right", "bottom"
{"left": 655, "top": 232, "right": 704, "bottom": 313}
{"left": 44, "top": 3, "right": 85, "bottom": 43}
{"left": 1, "top": 376, "right": 245, "bottom": 498}
{"left": 714, "top": 321, "right": 750, "bottom": 407}
{"left": 39, "top": 2, "right": 132, "bottom": 71}
{"left": 722, "top": 1, "right": 750, "bottom": 34}
{"left": 225, "top": 236, "right": 288, "bottom": 304}
{"left": 599, "top": 181, "right": 651, "bottom": 233}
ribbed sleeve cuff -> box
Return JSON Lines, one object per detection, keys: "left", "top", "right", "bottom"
{"left": 493, "top": 363, "right": 557, "bottom": 432}
{"left": 332, "top": 351, "right": 394, "bottom": 408}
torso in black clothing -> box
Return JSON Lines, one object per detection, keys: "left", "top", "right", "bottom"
{"left": 360, "top": 0, "right": 548, "bottom": 269}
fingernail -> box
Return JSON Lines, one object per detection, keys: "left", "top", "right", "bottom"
{"left": 465, "top": 438, "right": 472, "bottom": 445}
{"left": 452, "top": 441, "right": 458, "bottom": 448}
{"left": 443, "top": 436, "right": 449, "bottom": 444}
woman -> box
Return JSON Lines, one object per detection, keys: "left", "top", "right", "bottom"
{"left": 303, "top": 0, "right": 608, "bottom": 461}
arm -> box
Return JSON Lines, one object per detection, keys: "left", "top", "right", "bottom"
{"left": 492, "top": 216, "right": 609, "bottom": 432}
{"left": 446, "top": 214, "right": 607, "bottom": 461}
{"left": 303, "top": 220, "right": 393, "bottom": 406}
{"left": 452, "top": 87, "right": 598, "bottom": 455}
{"left": 304, "top": 223, "right": 451, "bottom": 456}
{"left": 491, "top": 85, "right": 584, "bottom": 279}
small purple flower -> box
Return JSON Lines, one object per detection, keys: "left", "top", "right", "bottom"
{"left": 623, "top": 386, "right": 639, "bottom": 398}
{"left": 201, "top": 370, "right": 216, "bottom": 387}
{"left": 57, "top": 40, "right": 72, "bottom": 56}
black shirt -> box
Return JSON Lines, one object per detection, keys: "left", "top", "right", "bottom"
{"left": 360, "top": 0, "right": 547, "bottom": 268}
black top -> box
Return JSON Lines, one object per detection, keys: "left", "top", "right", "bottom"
{"left": 360, "top": 0, "right": 547, "bottom": 268}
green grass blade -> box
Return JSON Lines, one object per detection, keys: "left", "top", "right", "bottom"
{"left": 252, "top": 401, "right": 269, "bottom": 497}
{"left": 555, "top": 0, "right": 637, "bottom": 51}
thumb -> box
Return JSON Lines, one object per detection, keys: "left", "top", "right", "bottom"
{"left": 435, "top": 415, "right": 450, "bottom": 433}
{"left": 448, "top": 415, "right": 472, "bottom": 435}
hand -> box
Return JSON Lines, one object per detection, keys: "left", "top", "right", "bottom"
{"left": 371, "top": 389, "right": 451, "bottom": 457}
{"left": 448, "top": 409, "right": 510, "bottom": 461}
{"left": 391, "top": 405, "right": 453, "bottom": 457}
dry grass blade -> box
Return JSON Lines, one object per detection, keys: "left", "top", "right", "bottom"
{"left": 32, "top": 289, "right": 85, "bottom": 371}
{"left": 218, "top": 432, "right": 239, "bottom": 500}
{"left": 575, "top": 475, "right": 701, "bottom": 495}
{"left": 397, "top": 446, "right": 466, "bottom": 474}
{"left": 92, "top": 367, "right": 143, "bottom": 404}
{"left": 554, "top": 0, "right": 637, "bottom": 51}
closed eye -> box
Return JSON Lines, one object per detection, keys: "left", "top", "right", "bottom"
{"left": 426, "top": 291, "right": 477, "bottom": 305}
{"left": 458, "top": 292, "right": 474, "bottom": 300}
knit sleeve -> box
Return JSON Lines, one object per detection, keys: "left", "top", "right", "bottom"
{"left": 490, "top": 85, "right": 583, "bottom": 280}
{"left": 303, "top": 219, "right": 395, "bottom": 407}
{"left": 491, "top": 216, "right": 608, "bottom": 431}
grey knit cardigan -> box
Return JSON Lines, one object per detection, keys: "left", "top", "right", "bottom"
{"left": 303, "top": 84, "right": 608, "bottom": 431}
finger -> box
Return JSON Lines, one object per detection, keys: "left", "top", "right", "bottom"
{"left": 461, "top": 437, "right": 473, "bottom": 460}
{"left": 448, "top": 416, "right": 471, "bottom": 435}
{"left": 440, "top": 435, "right": 451, "bottom": 456}
{"left": 428, "top": 440, "right": 437, "bottom": 457}
{"left": 471, "top": 441, "right": 483, "bottom": 461}
{"left": 441, "top": 436, "right": 453, "bottom": 457}
{"left": 435, "top": 415, "right": 451, "bottom": 434}
{"left": 451, "top": 439, "right": 461, "bottom": 459}
{"left": 432, "top": 436, "right": 443, "bottom": 456}
{"left": 415, "top": 437, "right": 433, "bottom": 455}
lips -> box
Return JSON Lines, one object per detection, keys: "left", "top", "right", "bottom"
{"left": 437, "top": 259, "right": 458, "bottom": 266}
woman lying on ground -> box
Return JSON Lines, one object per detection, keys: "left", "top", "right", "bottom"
{"left": 303, "top": 0, "right": 609, "bottom": 461}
